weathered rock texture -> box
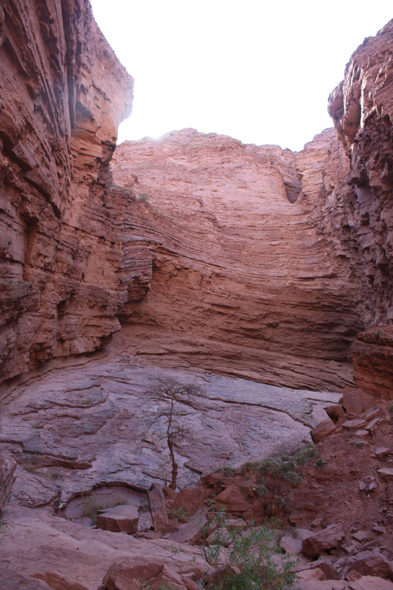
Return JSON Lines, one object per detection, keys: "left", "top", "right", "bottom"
{"left": 0, "top": 355, "right": 339, "bottom": 508}
{"left": 1, "top": 3, "right": 393, "bottom": 393}
{"left": 328, "top": 19, "right": 393, "bottom": 325}
{"left": 0, "top": 0, "right": 137, "bottom": 383}
{"left": 110, "top": 128, "right": 362, "bottom": 391}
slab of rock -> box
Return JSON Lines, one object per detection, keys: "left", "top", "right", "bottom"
{"left": 348, "top": 576, "right": 393, "bottom": 590}
{"left": 311, "top": 420, "right": 337, "bottom": 443}
{"left": 215, "top": 484, "right": 248, "bottom": 513}
{"left": 378, "top": 468, "right": 393, "bottom": 481}
{"left": 167, "top": 513, "right": 207, "bottom": 545}
{"left": 96, "top": 505, "right": 139, "bottom": 534}
{"left": 352, "top": 531, "right": 369, "bottom": 543}
{"left": 347, "top": 550, "right": 393, "bottom": 581}
{"left": 366, "top": 418, "right": 384, "bottom": 432}
{"left": 172, "top": 487, "right": 205, "bottom": 516}
{"left": 148, "top": 485, "right": 169, "bottom": 533}
{"left": 103, "top": 561, "right": 164, "bottom": 590}
{"left": 0, "top": 568, "right": 52, "bottom": 590}
{"left": 302, "top": 524, "right": 345, "bottom": 557}
{"left": 343, "top": 419, "right": 367, "bottom": 430}
{"left": 375, "top": 448, "right": 391, "bottom": 460}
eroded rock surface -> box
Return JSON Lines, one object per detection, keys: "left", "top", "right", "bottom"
{"left": 110, "top": 128, "right": 362, "bottom": 391}
{"left": 328, "top": 19, "right": 393, "bottom": 326}
{"left": 0, "top": 0, "right": 140, "bottom": 383}
{"left": 0, "top": 356, "right": 339, "bottom": 508}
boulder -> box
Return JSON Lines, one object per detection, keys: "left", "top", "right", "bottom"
{"left": 302, "top": 524, "right": 345, "bottom": 557}
{"left": 96, "top": 505, "right": 139, "bottom": 534}
{"left": 172, "top": 487, "right": 205, "bottom": 516}
{"left": 342, "top": 387, "right": 376, "bottom": 415}
{"left": 347, "top": 550, "right": 393, "bottom": 581}
{"left": 167, "top": 512, "right": 207, "bottom": 545}
{"left": 103, "top": 561, "right": 164, "bottom": 590}
{"left": 0, "top": 568, "right": 52, "bottom": 590}
{"left": 311, "top": 421, "right": 336, "bottom": 444}
{"left": 215, "top": 484, "right": 248, "bottom": 513}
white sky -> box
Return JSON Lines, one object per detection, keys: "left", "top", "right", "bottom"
{"left": 90, "top": 0, "right": 392, "bottom": 152}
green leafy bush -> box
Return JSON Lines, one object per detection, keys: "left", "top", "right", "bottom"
{"left": 201, "top": 508, "right": 296, "bottom": 590}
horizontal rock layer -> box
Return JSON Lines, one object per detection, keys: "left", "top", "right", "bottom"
{"left": 110, "top": 128, "right": 362, "bottom": 391}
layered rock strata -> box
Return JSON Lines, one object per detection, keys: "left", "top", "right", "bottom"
{"left": 1, "top": 3, "right": 393, "bottom": 394}
{"left": 0, "top": 0, "right": 137, "bottom": 383}
{"left": 110, "top": 128, "right": 362, "bottom": 391}
{"left": 328, "top": 19, "right": 393, "bottom": 325}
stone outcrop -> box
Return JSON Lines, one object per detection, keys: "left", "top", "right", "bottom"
{"left": 0, "top": 0, "right": 143, "bottom": 384}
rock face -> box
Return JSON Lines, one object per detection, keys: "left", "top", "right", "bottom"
{"left": 328, "top": 19, "right": 393, "bottom": 326}
{"left": 0, "top": 0, "right": 139, "bottom": 383}
{"left": 110, "top": 128, "right": 363, "bottom": 391}
{"left": 350, "top": 325, "right": 393, "bottom": 399}
{"left": 1, "top": 4, "right": 393, "bottom": 392}
{"left": 0, "top": 355, "right": 339, "bottom": 508}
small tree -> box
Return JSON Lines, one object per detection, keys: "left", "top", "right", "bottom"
{"left": 147, "top": 379, "right": 202, "bottom": 490}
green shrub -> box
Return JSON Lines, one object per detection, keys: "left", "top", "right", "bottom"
{"left": 243, "top": 444, "right": 317, "bottom": 487}
{"left": 139, "top": 193, "right": 149, "bottom": 203}
{"left": 168, "top": 507, "right": 189, "bottom": 522}
{"left": 314, "top": 458, "right": 325, "bottom": 469}
{"left": 214, "top": 465, "right": 237, "bottom": 475}
{"left": 201, "top": 508, "right": 296, "bottom": 590}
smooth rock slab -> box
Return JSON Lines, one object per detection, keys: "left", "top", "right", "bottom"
{"left": 0, "top": 356, "right": 341, "bottom": 508}
{"left": 96, "top": 505, "right": 139, "bottom": 534}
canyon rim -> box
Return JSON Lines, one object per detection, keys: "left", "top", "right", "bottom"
{"left": 0, "top": 2, "right": 393, "bottom": 590}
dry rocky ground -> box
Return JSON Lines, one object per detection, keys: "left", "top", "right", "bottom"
{"left": 0, "top": 358, "right": 393, "bottom": 590}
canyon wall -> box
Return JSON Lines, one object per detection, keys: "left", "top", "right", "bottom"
{"left": 0, "top": 0, "right": 140, "bottom": 382}
{"left": 109, "top": 128, "right": 362, "bottom": 391}
{"left": 0, "top": 3, "right": 392, "bottom": 392}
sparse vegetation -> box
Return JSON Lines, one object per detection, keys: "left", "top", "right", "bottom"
{"left": 315, "top": 458, "right": 325, "bottom": 469}
{"left": 354, "top": 441, "right": 363, "bottom": 449}
{"left": 200, "top": 508, "right": 296, "bottom": 590}
{"left": 139, "top": 193, "right": 150, "bottom": 203}
{"left": 147, "top": 379, "right": 202, "bottom": 489}
{"left": 241, "top": 444, "right": 317, "bottom": 487}
{"left": 214, "top": 465, "right": 237, "bottom": 475}
{"left": 168, "top": 507, "right": 189, "bottom": 522}
{"left": 388, "top": 405, "right": 393, "bottom": 413}
{"left": 376, "top": 328, "right": 384, "bottom": 339}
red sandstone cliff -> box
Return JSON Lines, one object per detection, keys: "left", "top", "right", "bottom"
{"left": 1, "top": 4, "right": 392, "bottom": 393}
{"left": 109, "top": 128, "right": 362, "bottom": 391}
{"left": 0, "top": 0, "right": 143, "bottom": 382}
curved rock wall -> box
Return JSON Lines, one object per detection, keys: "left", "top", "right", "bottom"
{"left": 0, "top": 0, "right": 138, "bottom": 382}
{"left": 110, "top": 128, "right": 363, "bottom": 391}
{"left": 1, "top": 4, "right": 392, "bottom": 393}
